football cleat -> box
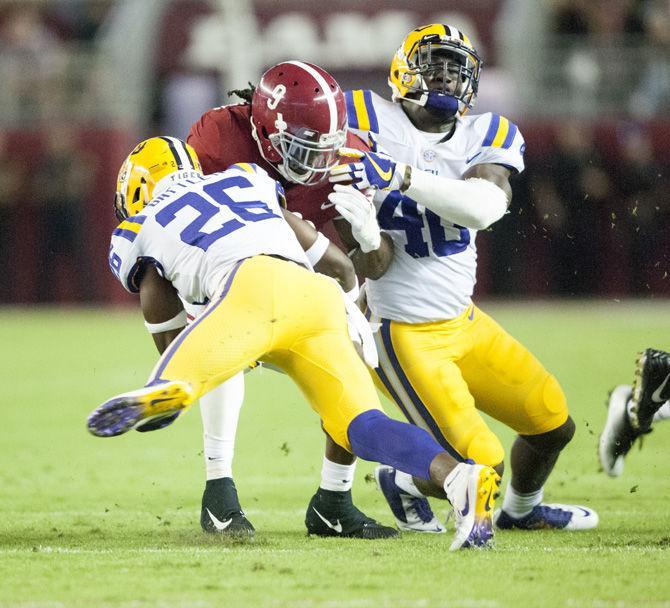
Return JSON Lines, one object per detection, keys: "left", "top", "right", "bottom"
{"left": 201, "top": 477, "right": 255, "bottom": 537}
{"left": 630, "top": 348, "right": 670, "bottom": 432}
{"left": 494, "top": 503, "right": 598, "bottom": 531}
{"left": 305, "top": 488, "right": 399, "bottom": 540}
{"left": 374, "top": 465, "right": 446, "bottom": 533}
{"left": 444, "top": 463, "right": 501, "bottom": 551}
{"left": 599, "top": 385, "right": 650, "bottom": 477}
{"left": 135, "top": 412, "right": 181, "bottom": 433}
{"left": 87, "top": 381, "right": 193, "bottom": 437}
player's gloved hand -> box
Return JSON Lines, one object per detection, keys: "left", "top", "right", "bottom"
{"left": 343, "top": 293, "right": 379, "bottom": 369}
{"left": 327, "top": 184, "right": 381, "bottom": 253}
{"left": 330, "top": 148, "right": 407, "bottom": 191}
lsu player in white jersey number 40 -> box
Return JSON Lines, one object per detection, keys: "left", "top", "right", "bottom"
{"left": 87, "top": 136, "right": 505, "bottom": 551}
{"left": 329, "top": 24, "right": 598, "bottom": 532}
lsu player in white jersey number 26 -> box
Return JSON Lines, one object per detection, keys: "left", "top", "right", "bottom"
{"left": 329, "top": 24, "right": 598, "bottom": 532}
{"left": 87, "top": 136, "right": 504, "bottom": 550}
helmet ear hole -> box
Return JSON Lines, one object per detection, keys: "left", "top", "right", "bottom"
{"left": 261, "top": 126, "right": 269, "bottom": 139}
{"left": 132, "top": 187, "right": 141, "bottom": 205}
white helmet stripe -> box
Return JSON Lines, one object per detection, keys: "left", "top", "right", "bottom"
{"left": 285, "top": 60, "right": 338, "bottom": 134}
{"left": 161, "top": 136, "right": 193, "bottom": 169}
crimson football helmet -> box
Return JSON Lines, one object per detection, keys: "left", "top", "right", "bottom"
{"left": 251, "top": 61, "right": 347, "bottom": 186}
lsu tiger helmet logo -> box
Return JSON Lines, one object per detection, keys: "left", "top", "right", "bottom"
{"left": 389, "top": 24, "right": 483, "bottom": 117}
{"left": 114, "top": 136, "right": 202, "bottom": 221}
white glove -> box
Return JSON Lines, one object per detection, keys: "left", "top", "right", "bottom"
{"left": 328, "top": 184, "right": 381, "bottom": 253}
{"left": 342, "top": 289, "right": 379, "bottom": 369}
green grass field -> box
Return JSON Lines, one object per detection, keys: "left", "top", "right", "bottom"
{"left": 2, "top": 302, "right": 670, "bottom": 608}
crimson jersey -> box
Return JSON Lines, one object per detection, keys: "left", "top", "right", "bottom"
{"left": 187, "top": 103, "right": 367, "bottom": 231}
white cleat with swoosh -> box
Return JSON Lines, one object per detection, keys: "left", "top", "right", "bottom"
{"left": 444, "top": 463, "right": 501, "bottom": 551}
{"left": 494, "top": 503, "right": 598, "bottom": 530}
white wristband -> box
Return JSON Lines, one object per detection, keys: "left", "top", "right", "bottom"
{"left": 404, "top": 171, "right": 508, "bottom": 230}
{"left": 144, "top": 309, "right": 188, "bottom": 334}
{"left": 304, "top": 232, "right": 330, "bottom": 266}
{"left": 344, "top": 276, "right": 360, "bottom": 301}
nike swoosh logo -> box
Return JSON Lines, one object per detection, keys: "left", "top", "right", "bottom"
{"left": 206, "top": 509, "right": 233, "bottom": 531}
{"left": 466, "top": 151, "right": 482, "bottom": 164}
{"left": 460, "top": 492, "right": 470, "bottom": 517}
{"left": 484, "top": 489, "right": 493, "bottom": 512}
{"left": 311, "top": 507, "right": 343, "bottom": 533}
{"left": 651, "top": 372, "right": 670, "bottom": 403}
{"left": 575, "top": 507, "right": 591, "bottom": 517}
{"left": 149, "top": 397, "right": 175, "bottom": 407}
{"left": 321, "top": 201, "right": 336, "bottom": 210}
{"left": 367, "top": 155, "right": 393, "bottom": 182}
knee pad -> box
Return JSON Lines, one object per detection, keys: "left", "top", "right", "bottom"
{"left": 517, "top": 373, "right": 569, "bottom": 436}
{"left": 542, "top": 374, "right": 569, "bottom": 419}
{"left": 465, "top": 426, "right": 504, "bottom": 468}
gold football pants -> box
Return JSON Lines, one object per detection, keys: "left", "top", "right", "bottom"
{"left": 371, "top": 305, "right": 568, "bottom": 466}
{"left": 148, "top": 255, "right": 383, "bottom": 450}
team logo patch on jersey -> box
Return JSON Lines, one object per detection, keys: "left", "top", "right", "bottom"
{"left": 423, "top": 149, "right": 436, "bottom": 162}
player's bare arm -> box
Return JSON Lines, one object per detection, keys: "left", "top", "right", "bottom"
{"left": 138, "top": 264, "right": 185, "bottom": 354}
{"left": 281, "top": 208, "right": 356, "bottom": 292}
{"left": 462, "top": 162, "right": 513, "bottom": 204}
{"left": 333, "top": 216, "right": 393, "bottom": 280}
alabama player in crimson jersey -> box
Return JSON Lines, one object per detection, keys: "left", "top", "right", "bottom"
{"left": 186, "top": 61, "right": 397, "bottom": 539}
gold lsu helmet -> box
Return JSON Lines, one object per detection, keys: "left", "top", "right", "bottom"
{"left": 389, "top": 23, "right": 483, "bottom": 116}
{"left": 114, "top": 136, "right": 202, "bottom": 221}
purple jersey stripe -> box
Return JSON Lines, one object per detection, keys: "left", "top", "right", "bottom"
{"left": 482, "top": 114, "right": 500, "bottom": 147}
{"left": 112, "top": 228, "right": 139, "bottom": 243}
{"left": 362, "top": 90, "right": 379, "bottom": 134}
{"left": 501, "top": 122, "right": 518, "bottom": 149}
{"left": 344, "top": 90, "right": 358, "bottom": 130}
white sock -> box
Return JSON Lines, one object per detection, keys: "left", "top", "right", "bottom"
{"left": 395, "top": 470, "right": 426, "bottom": 498}
{"left": 502, "top": 484, "right": 543, "bottom": 519}
{"left": 653, "top": 401, "right": 670, "bottom": 422}
{"left": 320, "top": 457, "right": 356, "bottom": 492}
{"left": 200, "top": 371, "right": 244, "bottom": 481}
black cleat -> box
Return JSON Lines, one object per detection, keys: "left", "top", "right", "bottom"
{"left": 599, "top": 385, "right": 650, "bottom": 477}
{"left": 631, "top": 348, "right": 670, "bottom": 432}
{"left": 200, "top": 478, "right": 255, "bottom": 537}
{"left": 305, "top": 488, "right": 399, "bottom": 540}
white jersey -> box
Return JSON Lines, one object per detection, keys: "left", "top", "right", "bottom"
{"left": 108, "top": 163, "right": 309, "bottom": 304}
{"left": 345, "top": 90, "right": 525, "bottom": 323}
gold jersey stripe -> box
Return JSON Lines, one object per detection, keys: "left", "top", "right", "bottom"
{"left": 352, "top": 90, "right": 371, "bottom": 132}
{"left": 491, "top": 117, "right": 510, "bottom": 148}
{"left": 118, "top": 220, "right": 142, "bottom": 234}
{"left": 232, "top": 162, "right": 255, "bottom": 173}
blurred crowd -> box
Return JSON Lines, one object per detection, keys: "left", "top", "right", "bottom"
{"left": 0, "top": 1, "right": 112, "bottom": 125}
{"left": 549, "top": 0, "right": 670, "bottom": 117}
{"left": 490, "top": 120, "right": 670, "bottom": 297}
{"left": 0, "top": 1, "right": 668, "bottom": 303}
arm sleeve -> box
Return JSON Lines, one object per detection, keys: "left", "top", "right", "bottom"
{"left": 403, "top": 172, "right": 508, "bottom": 230}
